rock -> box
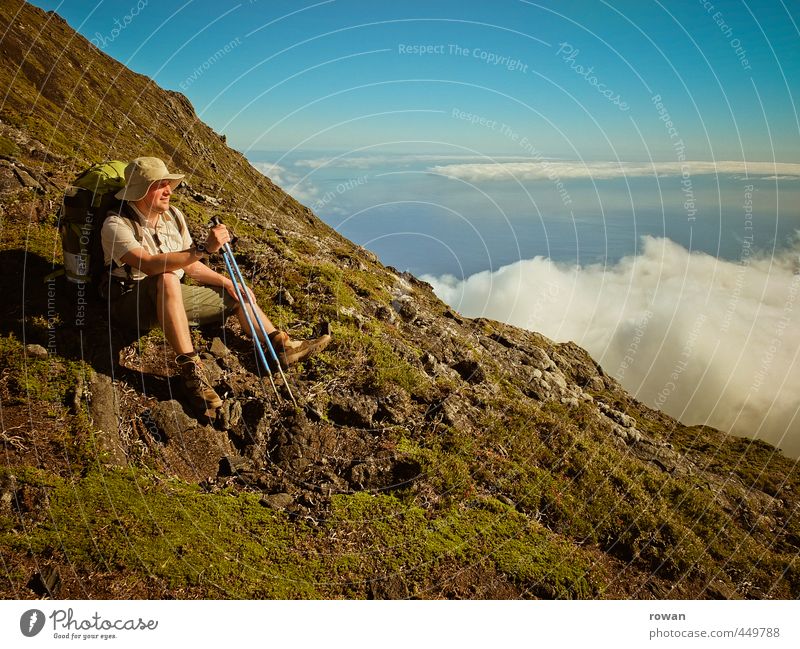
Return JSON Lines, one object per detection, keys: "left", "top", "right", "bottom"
{"left": 230, "top": 399, "right": 272, "bottom": 451}
{"left": 375, "top": 305, "right": 396, "bottom": 324}
{"left": 421, "top": 352, "right": 438, "bottom": 374}
{"left": 546, "top": 369, "right": 568, "bottom": 391}
{"left": 368, "top": 574, "right": 409, "bottom": 599}
{"left": 374, "top": 387, "right": 414, "bottom": 424}
{"left": 260, "top": 492, "right": 294, "bottom": 510}
{"left": 216, "top": 399, "right": 242, "bottom": 430}
{"left": 598, "top": 401, "right": 637, "bottom": 428}
{"left": 440, "top": 398, "right": 476, "bottom": 435}
{"left": 0, "top": 490, "right": 12, "bottom": 516}
{"left": 209, "top": 337, "right": 231, "bottom": 359}
{"left": 271, "top": 412, "right": 337, "bottom": 472}
{"left": 147, "top": 400, "right": 198, "bottom": 442}
{"left": 218, "top": 454, "right": 255, "bottom": 476}
{"left": 328, "top": 393, "right": 378, "bottom": 428}
{"left": 349, "top": 457, "right": 421, "bottom": 490}
{"left": 13, "top": 166, "right": 43, "bottom": 192}
{"left": 552, "top": 341, "right": 607, "bottom": 392}
{"left": 630, "top": 439, "right": 685, "bottom": 473}
{"left": 24, "top": 344, "right": 48, "bottom": 359}
{"left": 529, "top": 347, "right": 556, "bottom": 371}
{"left": 27, "top": 566, "right": 61, "bottom": 597}
{"left": 612, "top": 424, "right": 642, "bottom": 444}
{"left": 451, "top": 358, "right": 486, "bottom": 384}
{"left": 349, "top": 460, "right": 385, "bottom": 487}
{"left": 338, "top": 305, "right": 366, "bottom": 327}
{"left": 0, "top": 162, "right": 22, "bottom": 193}
{"left": 391, "top": 295, "right": 417, "bottom": 321}
{"left": 193, "top": 192, "right": 221, "bottom": 206}
{"left": 584, "top": 376, "right": 605, "bottom": 391}
{"left": 88, "top": 372, "right": 127, "bottom": 466}
{"left": 274, "top": 288, "right": 294, "bottom": 306}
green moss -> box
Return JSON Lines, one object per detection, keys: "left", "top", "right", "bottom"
{"left": 2, "top": 468, "right": 325, "bottom": 598}
{"left": 0, "top": 333, "right": 86, "bottom": 404}
{"left": 309, "top": 320, "right": 426, "bottom": 395}
{"left": 0, "top": 134, "right": 19, "bottom": 157}
{"left": 327, "top": 492, "right": 599, "bottom": 598}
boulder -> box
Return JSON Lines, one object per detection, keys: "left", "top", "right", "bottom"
{"left": 209, "top": 337, "right": 231, "bottom": 359}
{"left": 260, "top": 492, "right": 294, "bottom": 510}
{"left": 88, "top": 372, "right": 127, "bottom": 467}
{"left": 24, "top": 344, "right": 48, "bottom": 359}
{"left": 147, "top": 400, "right": 198, "bottom": 442}
{"left": 328, "top": 393, "right": 378, "bottom": 428}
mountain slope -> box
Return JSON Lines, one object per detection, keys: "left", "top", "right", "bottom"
{"left": 0, "top": 0, "right": 798, "bottom": 599}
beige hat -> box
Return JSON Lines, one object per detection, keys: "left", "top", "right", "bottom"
{"left": 115, "top": 157, "right": 185, "bottom": 201}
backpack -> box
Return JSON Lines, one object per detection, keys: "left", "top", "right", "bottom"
{"left": 57, "top": 160, "right": 131, "bottom": 286}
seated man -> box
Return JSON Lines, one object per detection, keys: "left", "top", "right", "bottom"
{"left": 101, "top": 156, "right": 330, "bottom": 410}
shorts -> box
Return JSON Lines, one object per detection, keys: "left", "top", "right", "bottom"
{"left": 108, "top": 274, "right": 239, "bottom": 331}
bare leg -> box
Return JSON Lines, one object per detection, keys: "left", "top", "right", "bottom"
{"left": 235, "top": 301, "right": 277, "bottom": 342}
{"left": 155, "top": 272, "right": 194, "bottom": 355}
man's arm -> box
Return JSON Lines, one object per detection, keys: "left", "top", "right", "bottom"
{"left": 184, "top": 260, "right": 228, "bottom": 288}
{"left": 118, "top": 223, "right": 230, "bottom": 276}
{"left": 119, "top": 246, "right": 203, "bottom": 276}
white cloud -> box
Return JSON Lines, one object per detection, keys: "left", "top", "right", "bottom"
{"left": 294, "top": 154, "right": 539, "bottom": 170}
{"left": 251, "top": 161, "right": 321, "bottom": 205}
{"left": 429, "top": 160, "right": 800, "bottom": 182}
{"left": 423, "top": 236, "right": 800, "bottom": 458}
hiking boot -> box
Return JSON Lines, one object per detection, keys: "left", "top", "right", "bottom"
{"left": 177, "top": 354, "right": 223, "bottom": 410}
{"left": 268, "top": 331, "right": 331, "bottom": 370}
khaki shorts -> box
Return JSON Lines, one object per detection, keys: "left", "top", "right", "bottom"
{"left": 108, "top": 274, "right": 239, "bottom": 331}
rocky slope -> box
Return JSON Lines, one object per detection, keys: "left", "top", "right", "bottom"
{"left": 1, "top": 0, "right": 798, "bottom": 599}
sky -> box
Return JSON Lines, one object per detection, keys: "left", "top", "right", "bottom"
{"left": 25, "top": 0, "right": 800, "bottom": 161}
{"left": 20, "top": 0, "right": 800, "bottom": 455}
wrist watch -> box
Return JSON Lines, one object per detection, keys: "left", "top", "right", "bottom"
{"left": 193, "top": 241, "right": 207, "bottom": 257}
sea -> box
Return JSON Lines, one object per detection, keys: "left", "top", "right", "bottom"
{"left": 246, "top": 150, "right": 800, "bottom": 278}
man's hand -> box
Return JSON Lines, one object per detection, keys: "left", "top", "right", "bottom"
{"left": 225, "top": 278, "right": 256, "bottom": 304}
{"left": 205, "top": 223, "right": 232, "bottom": 253}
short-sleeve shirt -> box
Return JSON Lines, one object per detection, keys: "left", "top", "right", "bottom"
{"left": 101, "top": 204, "right": 193, "bottom": 280}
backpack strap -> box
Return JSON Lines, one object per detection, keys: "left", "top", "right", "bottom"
{"left": 106, "top": 202, "right": 144, "bottom": 282}
{"left": 164, "top": 205, "right": 186, "bottom": 238}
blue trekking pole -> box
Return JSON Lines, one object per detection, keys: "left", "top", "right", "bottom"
{"left": 211, "top": 217, "right": 298, "bottom": 407}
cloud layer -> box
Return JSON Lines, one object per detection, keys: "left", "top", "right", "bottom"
{"left": 429, "top": 160, "right": 800, "bottom": 182}
{"left": 423, "top": 236, "right": 800, "bottom": 458}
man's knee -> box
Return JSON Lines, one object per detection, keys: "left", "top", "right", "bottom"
{"left": 154, "top": 272, "right": 181, "bottom": 294}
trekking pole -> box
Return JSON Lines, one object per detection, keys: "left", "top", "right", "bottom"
{"left": 211, "top": 217, "right": 298, "bottom": 408}
{"left": 219, "top": 250, "right": 281, "bottom": 402}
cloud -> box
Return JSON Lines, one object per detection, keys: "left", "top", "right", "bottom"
{"left": 294, "top": 154, "right": 538, "bottom": 170}
{"left": 250, "top": 161, "right": 321, "bottom": 205}
{"left": 423, "top": 236, "right": 800, "bottom": 458}
{"left": 429, "top": 160, "right": 800, "bottom": 182}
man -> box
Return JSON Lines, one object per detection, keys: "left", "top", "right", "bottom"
{"left": 101, "top": 156, "right": 330, "bottom": 410}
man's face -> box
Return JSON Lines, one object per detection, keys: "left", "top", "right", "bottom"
{"left": 138, "top": 179, "right": 172, "bottom": 214}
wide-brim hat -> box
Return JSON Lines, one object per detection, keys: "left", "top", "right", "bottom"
{"left": 114, "top": 157, "right": 185, "bottom": 201}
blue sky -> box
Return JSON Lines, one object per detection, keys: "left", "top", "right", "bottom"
{"left": 26, "top": 0, "right": 800, "bottom": 161}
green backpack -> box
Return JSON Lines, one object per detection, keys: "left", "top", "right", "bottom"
{"left": 57, "top": 160, "right": 131, "bottom": 285}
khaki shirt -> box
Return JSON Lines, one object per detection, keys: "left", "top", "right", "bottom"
{"left": 101, "top": 205, "right": 193, "bottom": 280}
